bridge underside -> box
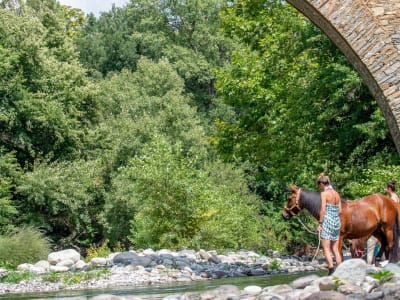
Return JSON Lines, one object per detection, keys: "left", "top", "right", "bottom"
{"left": 287, "top": 0, "right": 400, "bottom": 153}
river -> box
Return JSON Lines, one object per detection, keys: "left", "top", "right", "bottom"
{"left": 0, "top": 270, "right": 325, "bottom": 299}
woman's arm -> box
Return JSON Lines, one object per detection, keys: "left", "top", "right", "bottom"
{"left": 318, "top": 192, "right": 326, "bottom": 232}
{"left": 319, "top": 192, "right": 326, "bottom": 223}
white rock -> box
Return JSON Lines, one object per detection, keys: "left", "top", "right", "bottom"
{"left": 198, "top": 249, "right": 211, "bottom": 260}
{"left": 34, "top": 260, "right": 50, "bottom": 271}
{"left": 29, "top": 266, "right": 48, "bottom": 274}
{"left": 49, "top": 265, "right": 69, "bottom": 272}
{"left": 243, "top": 285, "right": 262, "bottom": 295}
{"left": 48, "top": 249, "right": 81, "bottom": 265}
{"left": 142, "top": 248, "right": 155, "bottom": 256}
{"left": 91, "top": 257, "right": 108, "bottom": 266}
{"left": 107, "top": 252, "right": 120, "bottom": 260}
{"left": 56, "top": 259, "right": 75, "bottom": 267}
{"left": 73, "top": 260, "right": 87, "bottom": 270}
{"left": 17, "top": 263, "right": 33, "bottom": 271}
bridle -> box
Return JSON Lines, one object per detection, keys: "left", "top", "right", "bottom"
{"left": 284, "top": 188, "right": 302, "bottom": 216}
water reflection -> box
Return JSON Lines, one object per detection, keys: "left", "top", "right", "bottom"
{"left": 1, "top": 270, "right": 325, "bottom": 299}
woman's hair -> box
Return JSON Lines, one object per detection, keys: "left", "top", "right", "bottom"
{"left": 387, "top": 179, "right": 397, "bottom": 192}
{"left": 317, "top": 173, "right": 330, "bottom": 185}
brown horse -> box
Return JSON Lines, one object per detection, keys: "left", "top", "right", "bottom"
{"left": 282, "top": 185, "right": 400, "bottom": 262}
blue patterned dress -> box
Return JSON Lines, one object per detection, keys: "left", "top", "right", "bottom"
{"left": 321, "top": 203, "right": 341, "bottom": 241}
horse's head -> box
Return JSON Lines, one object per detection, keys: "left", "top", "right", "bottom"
{"left": 282, "top": 185, "right": 303, "bottom": 220}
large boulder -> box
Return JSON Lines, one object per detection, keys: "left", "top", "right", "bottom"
{"left": 48, "top": 249, "right": 81, "bottom": 265}
{"left": 113, "top": 251, "right": 139, "bottom": 265}
{"left": 334, "top": 258, "right": 367, "bottom": 285}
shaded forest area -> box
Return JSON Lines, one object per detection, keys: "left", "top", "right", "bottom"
{"left": 0, "top": 0, "right": 399, "bottom": 266}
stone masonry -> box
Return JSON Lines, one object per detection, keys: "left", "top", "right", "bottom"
{"left": 287, "top": 0, "right": 400, "bottom": 153}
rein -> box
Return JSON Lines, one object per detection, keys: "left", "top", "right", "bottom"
{"left": 296, "top": 217, "right": 318, "bottom": 235}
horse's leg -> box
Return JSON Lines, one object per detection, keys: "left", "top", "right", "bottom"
{"left": 374, "top": 234, "right": 386, "bottom": 263}
{"left": 338, "top": 236, "right": 344, "bottom": 261}
{"left": 381, "top": 226, "right": 394, "bottom": 262}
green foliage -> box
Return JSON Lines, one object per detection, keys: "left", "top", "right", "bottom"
{"left": 214, "top": 0, "right": 396, "bottom": 184}
{"left": 0, "top": 270, "right": 34, "bottom": 283}
{"left": 86, "top": 58, "right": 207, "bottom": 165}
{"left": 120, "top": 138, "right": 263, "bottom": 250}
{"left": 370, "top": 270, "right": 393, "bottom": 284}
{"left": 268, "top": 258, "right": 281, "bottom": 271}
{"left": 0, "top": 227, "right": 51, "bottom": 268}
{"left": 16, "top": 159, "right": 105, "bottom": 247}
{"left": 41, "top": 271, "right": 61, "bottom": 283}
{"left": 90, "top": 59, "right": 210, "bottom": 246}
{"left": 85, "top": 239, "right": 112, "bottom": 262}
{"left": 344, "top": 162, "right": 400, "bottom": 198}
{"left": 0, "top": 5, "right": 101, "bottom": 164}
{"left": 75, "top": 0, "right": 235, "bottom": 112}
{"left": 41, "top": 268, "right": 111, "bottom": 285}
{"left": 0, "top": 149, "right": 20, "bottom": 233}
{"left": 0, "top": 0, "right": 398, "bottom": 256}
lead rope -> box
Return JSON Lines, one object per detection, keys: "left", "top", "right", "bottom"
{"left": 296, "top": 217, "right": 321, "bottom": 262}
{"left": 312, "top": 231, "right": 321, "bottom": 262}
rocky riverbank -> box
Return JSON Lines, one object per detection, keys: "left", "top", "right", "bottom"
{"left": 2, "top": 248, "right": 400, "bottom": 299}
{"left": 0, "top": 248, "right": 322, "bottom": 295}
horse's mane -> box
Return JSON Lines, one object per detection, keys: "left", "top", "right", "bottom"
{"left": 300, "top": 188, "right": 347, "bottom": 218}
{"left": 299, "top": 189, "right": 321, "bottom": 218}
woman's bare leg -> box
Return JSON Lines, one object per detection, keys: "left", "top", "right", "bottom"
{"left": 321, "top": 239, "right": 334, "bottom": 268}
{"left": 332, "top": 240, "right": 342, "bottom": 265}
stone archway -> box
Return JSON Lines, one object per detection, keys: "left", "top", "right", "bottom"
{"left": 287, "top": 0, "right": 400, "bottom": 153}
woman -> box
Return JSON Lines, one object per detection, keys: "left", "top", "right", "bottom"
{"left": 386, "top": 179, "right": 400, "bottom": 203}
{"left": 317, "top": 173, "right": 342, "bottom": 275}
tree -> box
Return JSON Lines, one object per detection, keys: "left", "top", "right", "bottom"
{"left": 75, "top": 0, "right": 236, "bottom": 113}
{"left": 0, "top": 4, "right": 100, "bottom": 165}
{"left": 120, "top": 138, "right": 262, "bottom": 250}
{"left": 214, "top": 0, "right": 396, "bottom": 186}
{"left": 16, "top": 159, "right": 105, "bottom": 247}
{"left": 0, "top": 149, "right": 20, "bottom": 233}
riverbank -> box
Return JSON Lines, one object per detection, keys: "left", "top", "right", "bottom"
{"left": 2, "top": 249, "right": 400, "bottom": 299}
{"left": 0, "top": 248, "right": 323, "bottom": 295}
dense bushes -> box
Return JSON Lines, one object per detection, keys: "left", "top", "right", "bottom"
{"left": 0, "top": 227, "right": 51, "bottom": 268}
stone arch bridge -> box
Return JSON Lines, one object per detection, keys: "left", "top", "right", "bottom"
{"left": 287, "top": 0, "right": 400, "bottom": 153}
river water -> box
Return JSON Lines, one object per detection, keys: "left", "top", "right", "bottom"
{"left": 1, "top": 270, "right": 325, "bottom": 299}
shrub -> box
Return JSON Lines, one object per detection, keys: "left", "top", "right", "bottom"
{"left": 123, "top": 138, "right": 263, "bottom": 250}
{"left": 0, "top": 270, "right": 34, "bottom": 283}
{"left": 85, "top": 239, "right": 112, "bottom": 262}
{"left": 16, "top": 159, "right": 105, "bottom": 248}
{"left": 0, "top": 227, "right": 51, "bottom": 268}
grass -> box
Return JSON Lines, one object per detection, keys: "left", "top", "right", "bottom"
{"left": 0, "top": 227, "right": 51, "bottom": 269}
{"left": 0, "top": 271, "right": 35, "bottom": 283}
{"left": 41, "top": 267, "right": 111, "bottom": 285}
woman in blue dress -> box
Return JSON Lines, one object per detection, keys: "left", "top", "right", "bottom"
{"left": 317, "top": 173, "right": 342, "bottom": 275}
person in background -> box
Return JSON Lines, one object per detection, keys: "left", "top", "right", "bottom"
{"left": 317, "top": 173, "right": 342, "bottom": 275}
{"left": 386, "top": 179, "right": 400, "bottom": 204}
{"left": 367, "top": 179, "right": 399, "bottom": 265}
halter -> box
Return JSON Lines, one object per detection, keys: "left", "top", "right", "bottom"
{"left": 284, "top": 188, "right": 302, "bottom": 216}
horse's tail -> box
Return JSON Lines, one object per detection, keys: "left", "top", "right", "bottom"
{"left": 392, "top": 212, "right": 400, "bottom": 262}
